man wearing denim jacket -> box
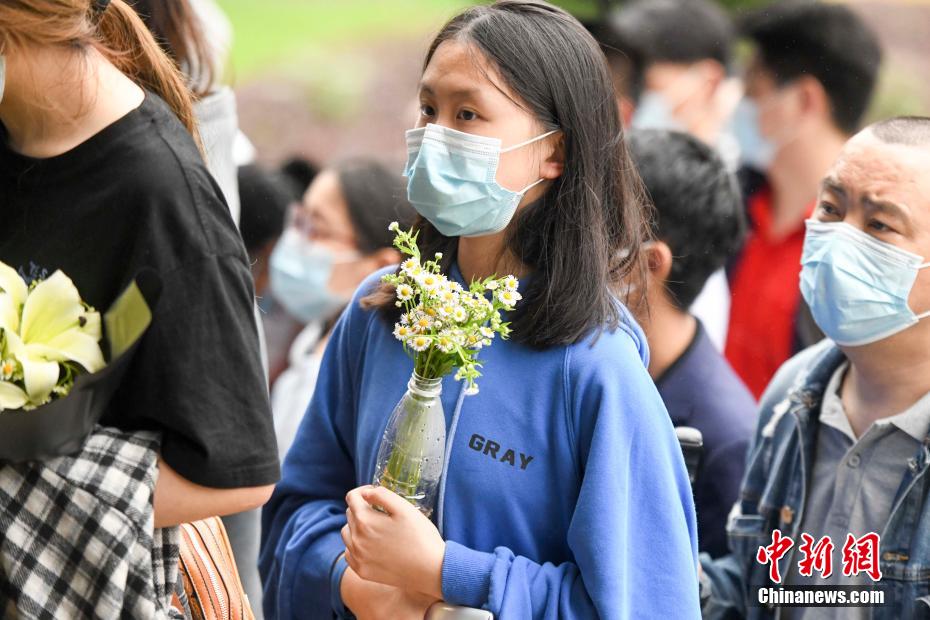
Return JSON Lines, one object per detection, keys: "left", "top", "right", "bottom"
{"left": 700, "top": 116, "right": 930, "bottom": 619}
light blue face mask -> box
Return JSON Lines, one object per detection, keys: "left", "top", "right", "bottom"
{"left": 269, "top": 229, "right": 357, "bottom": 323}
{"left": 730, "top": 98, "right": 777, "bottom": 172}
{"left": 630, "top": 91, "right": 684, "bottom": 132}
{"left": 404, "top": 123, "right": 559, "bottom": 238}
{"left": 800, "top": 220, "right": 930, "bottom": 346}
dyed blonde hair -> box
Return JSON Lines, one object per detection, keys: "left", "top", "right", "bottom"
{"left": 0, "top": 0, "right": 198, "bottom": 139}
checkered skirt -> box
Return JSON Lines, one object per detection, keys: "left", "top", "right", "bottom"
{"left": 0, "top": 427, "right": 181, "bottom": 619}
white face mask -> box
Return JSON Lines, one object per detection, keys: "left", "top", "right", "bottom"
{"left": 0, "top": 55, "right": 6, "bottom": 105}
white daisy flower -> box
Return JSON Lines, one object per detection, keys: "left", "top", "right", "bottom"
{"left": 414, "top": 315, "right": 433, "bottom": 331}
{"left": 485, "top": 280, "right": 500, "bottom": 291}
{"left": 453, "top": 307, "right": 468, "bottom": 323}
{"left": 439, "top": 288, "right": 459, "bottom": 304}
{"left": 401, "top": 258, "right": 419, "bottom": 275}
{"left": 479, "top": 326, "right": 494, "bottom": 339}
{"left": 498, "top": 289, "right": 522, "bottom": 307}
{"left": 388, "top": 221, "right": 400, "bottom": 232}
{"left": 396, "top": 283, "right": 414, "bottom": 302}
{"left": 419, "top": 273, "right": 441, "bottom": 292}
{"left": 1, "top": 359, "right": 15, "bottom": 381}
{"left": 393, "top": 324, "right": 412, "bottom": 341}
{"left": 409, "top": 335, "right": 431, "bottom": 352}
{"left": 437, "top": 335, "right": 456, "bottom": 353}
{"left": 503, "top": 275, "right": 519, "bottom": 291}
{"left": 464, "top": 384, "right": 480, "bottom": 396}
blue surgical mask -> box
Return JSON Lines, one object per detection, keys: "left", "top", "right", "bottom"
{"left": 800, "top": 220, "right": 930, "bottom": 346}
{"left": 631, "top": 91, "right": 684, "bottom": 132}
{"left": 0, "top": 55, "right": 5, "bottom": 105}
{"left": 730, "top": 98, "right": 777, "bottom": 172}
{"left": 269, "top": 229, "right": 357, "bottom": 323}
{"left": 404, "top": 123, "right": 559, "bottom": 237}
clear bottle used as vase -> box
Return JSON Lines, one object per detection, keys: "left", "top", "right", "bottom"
{"left": 372, "top": 372, "right": 446, "bottom": 518}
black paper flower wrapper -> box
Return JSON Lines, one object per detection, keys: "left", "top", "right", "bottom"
{"left": 0, "top": 270, "right": 161, "bottom": 462}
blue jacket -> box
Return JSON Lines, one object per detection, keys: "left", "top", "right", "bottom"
{"left": 700, "top": 340, "right": 930, "bottom": 619}
{"left": 260, "top": 267, "right": 701, "bottom": 619}
{"left": 656, "top": 321, "right": 756, "bottom": 558}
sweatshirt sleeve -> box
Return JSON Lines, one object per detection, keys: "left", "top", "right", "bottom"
{"left": 259, "top": 280, "right": 375, "bottom": 620}
{"left": 441, "top": 328, "right": 702, "bottom": 619}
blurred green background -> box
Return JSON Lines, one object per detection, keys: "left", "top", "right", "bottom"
{"left": 217, "top": 0, "right": 928, "bottom": 166}
{"left": 219, "top": 0, "right": 771, "bottom": 80}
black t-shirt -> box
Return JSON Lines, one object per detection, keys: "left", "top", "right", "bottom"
{"left": 0, "top": 94, "right": 279, "bottom": 488}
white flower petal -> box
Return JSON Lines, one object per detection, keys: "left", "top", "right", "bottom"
{"left": 0, "top": 262, "right": 27, "bottom": 308}
{"left": 0, "top": 381, "right": 29, "bottom": 411}
{"left": 20, "top": 271, "right": 84, "bottom": 345}
{"left": 20, "top": 354, "right": 60, "bottom": 403}
{"left": 0, "top": 294, "right": 19, "bottom": 335}
{"left": 79, "top": 311, "right": 102, "bottom": 341}
{"left": 37, "top": 329, "right": 105, "bottom": 373}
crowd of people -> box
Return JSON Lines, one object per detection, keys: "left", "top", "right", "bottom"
{"left": 1, "top": 0, "right": 930, "bottom": 618}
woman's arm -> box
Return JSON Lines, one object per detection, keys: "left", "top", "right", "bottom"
{"left": 153, "top": 458, "right": 274, "bottom": 527}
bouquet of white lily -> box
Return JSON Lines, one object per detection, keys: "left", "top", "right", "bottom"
{"left": 0, "top": 263, "right": 105, "bottom": 411}
{"left": 372, "top": 223, "right": 522, "bottom": 516}
{"left": 0, "top": 262, "right": 159, "bottom": 461}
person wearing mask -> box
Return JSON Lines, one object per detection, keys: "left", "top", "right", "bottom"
{"left": 240, "top": 158, "right": 320, "bottom": 386}
{"left": 594, "top": 0, "right": 741, "bottom": 352}
{"left": 607, "top": 0, "right": 741, "bottom": 158}
{"left": 260, "top": 3, "right": 702, "bottom": 618}
{"left": 725, "top": 3, "right": 882, "bottom": 398}
{"left": 230, "top": 162, "right": 297, "bottom": 617}
{"left": 701, "top": 116, "right": 930, "bottom": 619}
{"left": 238, "top": 163, "right": 293, "bottom": 306}
{"left": 626, "top": 129, "right": 756, "bottom": 559}
{"left": 269, "top": 158, "right": 415, "bottom": 460}
{"left": 0, "top": 0, "right": 278, "bottom": 615}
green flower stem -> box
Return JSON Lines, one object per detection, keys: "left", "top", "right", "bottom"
{"left": 379, "top": 393, "right": 431, "bottom": 502}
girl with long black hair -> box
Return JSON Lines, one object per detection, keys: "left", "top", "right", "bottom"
{"left": 261, "top": 2, "right": 701, "bottom": 618}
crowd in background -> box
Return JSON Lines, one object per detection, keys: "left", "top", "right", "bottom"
{"left": 3, "top": 0, "right": 930, "bottom": 618}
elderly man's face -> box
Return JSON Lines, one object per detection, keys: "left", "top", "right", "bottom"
{"left": 814, "top": 130, "right": 930, "bottom": 318}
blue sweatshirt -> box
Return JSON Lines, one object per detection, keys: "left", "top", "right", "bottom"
{"left": 260, "top": 267, "right": 701, "bottom": 619}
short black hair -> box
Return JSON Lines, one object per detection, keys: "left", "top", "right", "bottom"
{"left": 278, "top": 156, "right": 320, "bottom": 202}
{"left": 237, "top": 164, "right": 291, "bottom": 254}
{"left": 869, "top": 116, "right": 930, "bottom": 147}
{"left": 628, "top": 129, "right": 746, "bottom": 310}
{"left": 608, "top": 0, "right": 733, "bottom": 67}
{"left": 741, "top": 2, "right": 882, "bottom": 135}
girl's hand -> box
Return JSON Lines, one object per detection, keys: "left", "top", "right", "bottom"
{"left": 341, "top": 565, "right": 437, "bottom": 620}
{"left": 342, "top": 485, "right": 445, "bottom": 599}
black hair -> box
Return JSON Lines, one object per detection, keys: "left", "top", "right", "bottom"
{"left": 332, "top": 158, "right": 416, "bottom": 254}
{"left": 364, "top": 0, "right": 651, "bottom": 349}
{"left": 869, "top": 116, "right": 930, "bottom": 147}
{"left": 237, "top": 164, "right": 291, "bottom": 254}
{"left": 628, "top": 129, "right": 746, "bottom": 310}
{"left": 278, "top": 156, "right": 321, "bottom": 203}
{"left": 740, "top": 1, "right": 882, "bottom": 135}
{"left": 608, "top": 0, "right": 733, "bottom": 68}
{"left": 127, "top": 0, "right": 215, "bottom": 97}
